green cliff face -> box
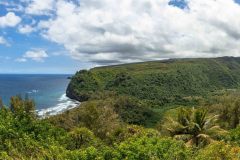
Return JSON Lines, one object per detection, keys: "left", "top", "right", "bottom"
{"left": 67, "top": 57, "right": 240, "bottom": 104}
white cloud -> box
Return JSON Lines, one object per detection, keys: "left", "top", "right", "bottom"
{"left": 18, "top": 25, "right": 35, "bottom": 34}
{"left": 22, "top": 49, "right": 49, "bottom": 62}
{"left": 2, "top": 0, "right": 240, "bottom": 65}
{"left": 25, "top": 0, "right": 55, "bottom": 15}
{"left": 15, "top": 58, "right": 27, "bottom": 62}
{"left": 0, "top": 37, "right": 8, "bottom": 45}
{"left": 9, "top": 0, "right": 240, "bottom": 64}
{"left": 0, "top": 12, "right": 21, "bottom": 28}
{"left": 0, "top": 12, "right": 21, "bottom": 27}
{"left": 37, "top": 0, "right": 240, "bottom": 64}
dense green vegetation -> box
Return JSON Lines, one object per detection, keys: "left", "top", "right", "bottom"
{"left": 67, "top": 57, "right": 240, "bottom": 126}
{"left": 67, "top": 57, "right": 240, "bottom": 103}
{"left": 1, "top": 93, "right": 240, "bottom": 159}
{"left": 2, "top": 57, "right": 240, "bottom": 159}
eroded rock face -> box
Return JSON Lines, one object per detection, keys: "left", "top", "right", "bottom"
{"left": 66, "top": 84, "right": 78, "bottom": 100}
{"left": 66, "top": 70, "right": 99, "bottom": 102}
{"left": 66, "top": 84, "right": 90, "bottom": 102}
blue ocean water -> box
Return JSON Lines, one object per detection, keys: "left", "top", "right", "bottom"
{"left": 0, "top": 74, "right": 79, "bottom": 116}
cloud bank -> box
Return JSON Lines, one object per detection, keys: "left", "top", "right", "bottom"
{"left": 3, "top": 0, "right": 240, "bottom": 65}
{"left": 36, "top": 0, "right": 240, "bottom": 64}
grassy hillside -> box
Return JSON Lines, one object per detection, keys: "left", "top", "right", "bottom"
{"left": 66, "top": 57, "right": 240, "bottom": 126}
{"left": 67, "top": 57, "right": 240, "bottom": 105}
{"left": 67, "top": 57, "right": 240, "bottom": 106}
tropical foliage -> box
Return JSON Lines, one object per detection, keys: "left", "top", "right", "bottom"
{"left": 162, "top": 107, "right": 227, "bottom": 147}
{"left": 0, "top": 94, "right": 239, "bottom": 159}
{"left": 67, "top": 57, "right": 240, "bottom": 126}
{"left": 3, "top": 58, "right": 240, "bottom": 159}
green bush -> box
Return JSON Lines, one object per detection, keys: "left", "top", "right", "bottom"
{"left": 116, "top": 137, "right": 192, "bottom": 160}
{"left": 114, "top": 96, "right": 153, "bottom": 125}
{"left": 195, "top": 142, "right": 240, "bottom": 160}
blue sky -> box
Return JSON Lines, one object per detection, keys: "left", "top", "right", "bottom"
{"left": 0, "top": 0, "right": 91, "bottom": 74}
{"left": 1, "top": 0, "right": 240, "bottom": 73}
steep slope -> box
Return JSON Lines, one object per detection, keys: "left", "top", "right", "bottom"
{"left": 67, "top": 57, "right": 240, "bottom": 106}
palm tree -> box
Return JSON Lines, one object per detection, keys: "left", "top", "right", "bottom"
{"left": 163, "top": 107, "right": 227, "bottom": 147}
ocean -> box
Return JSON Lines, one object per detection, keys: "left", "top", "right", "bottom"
{"left": 0, "top": 74, "right": 79, "bottom": 116}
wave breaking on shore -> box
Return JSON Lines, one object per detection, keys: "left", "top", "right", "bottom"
{"left": 37, "top": 93, "right": 80, "bottom": 117}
